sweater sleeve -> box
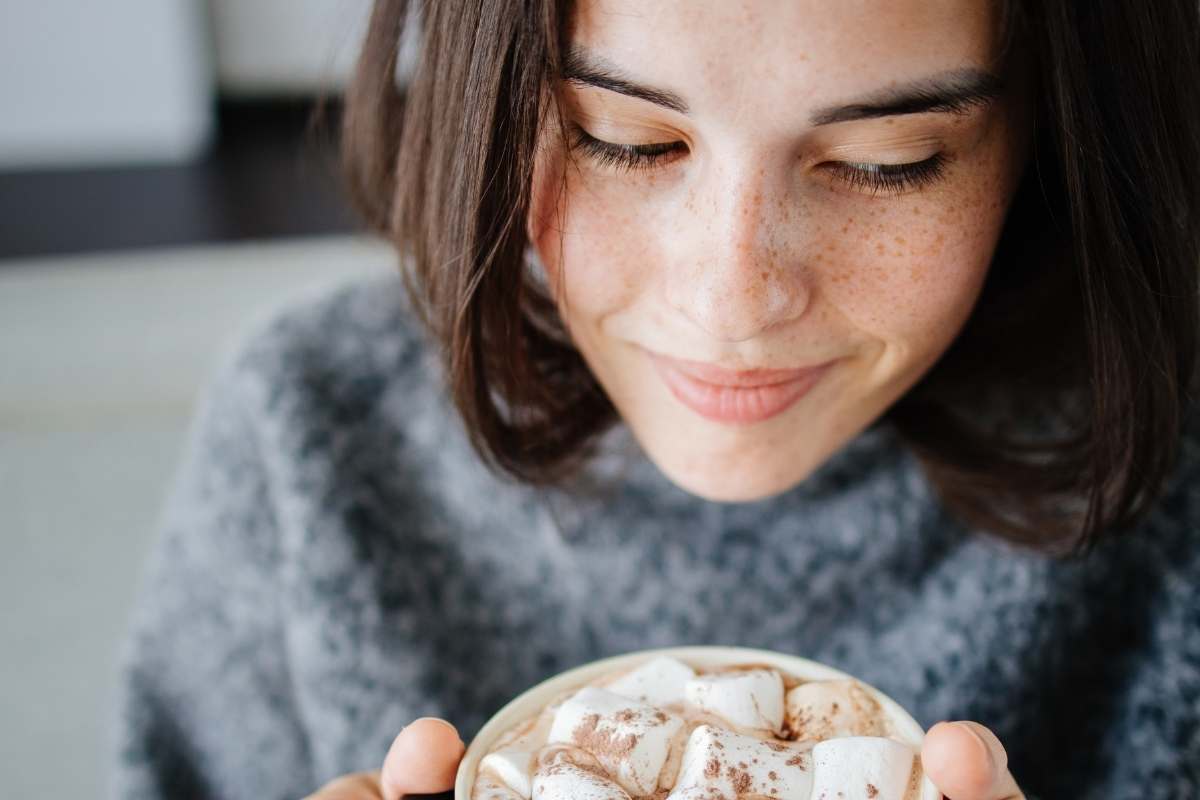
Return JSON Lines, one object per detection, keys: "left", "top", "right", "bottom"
{"left": 109, "top": 343, "right": 313, "bottom": 800}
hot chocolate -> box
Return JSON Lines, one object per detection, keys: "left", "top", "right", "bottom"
{"left": 469, "top": 655, "right": 927, "bottom": 800}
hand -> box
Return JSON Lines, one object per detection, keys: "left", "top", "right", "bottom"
{"left": 922, "top": 720, "right": 1025, "bottom": 800}
{"left": 303, "top": 717, "right": 466, "bottom": 800}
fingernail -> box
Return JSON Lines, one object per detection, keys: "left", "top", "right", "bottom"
{"left": 410, "top": 716, "right": 466, "bottom": 747}
{"left": 957, "top": 721, "right": 996, "bottom": 772}
{"left": 412, "top": 716, "right": 456, "bottom": 731}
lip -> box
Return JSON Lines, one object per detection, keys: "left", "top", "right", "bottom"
{"left": 647, "top": 351, "right": 835, "bottom": 425}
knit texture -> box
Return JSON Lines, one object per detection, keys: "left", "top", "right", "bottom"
{"left": 110, "top": 270, "right": 1200, "bottom": 799}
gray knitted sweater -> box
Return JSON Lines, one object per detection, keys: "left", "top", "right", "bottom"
{"left": 111, "top": 270, "right": 1200, "bottom": 800}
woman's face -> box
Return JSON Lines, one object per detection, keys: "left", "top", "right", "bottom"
{"left": 527, "top": 0, "right": 1031, "bottom": 502}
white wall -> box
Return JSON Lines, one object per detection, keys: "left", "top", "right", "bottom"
{"left": 209, "top": 0, "right": 376, "bottom": 95}
{"left": 0, "top": 0, "right": 214, "bottom": 169}
{"left": 0, "top": 0, "right": 424, "bottom": 169}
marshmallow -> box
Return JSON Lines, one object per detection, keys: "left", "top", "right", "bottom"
{"left": 480, "top": 749, "right": 537, "bottom": 798}
{"left": 664, "top": 789, "right": 730, "bottom": 800}
{"left": 809, "top": 736, "right": 918, "bottom": 800}
{"left": 531, "top": 746, "right": 632, "bottom": 800}
{"left": 547, "top": 686, "right": 686, "bottom": 795}
{"left": 667, "top": 723, "right": 814, "bottom": 800}
{"left": 473, "top": 773, "right": 526, "bottom": 800}
{"left": 784, "top": 679, "right": 889, "bottom": 742}
{"left": 684, "top": 668, "right": 785, "bottom": 735}
{"left": 604, "top": 656, "right": 697, "bottom": 707}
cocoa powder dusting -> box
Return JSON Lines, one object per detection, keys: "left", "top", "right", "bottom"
{"left": 906, "top": 753, "right": 923, "bottom": 799}
{"left": 866, "top": 783, "right": 879, "bottom": 798}
{"left": 540, "top": 758, "right": 612, "bottom": 784}
{"left": 784, "top": 753, "right": 807, "bottom": 770}
{"left": 576, "top": 761, "right": 615, "bottom": 782}
{"left": 705, "top": 756, "right": 721, "bottom": 779}
{"left": 570, "top": 713, "right": 640, "bottom": 758}
{"left": 791, "top": 710, "right": 814, "bottom": 739}
{"left": 573, "top": 713, "right": 601, "bottom": 739}
{"left": 725, "top": 765, "right": 753, "bottom": 794}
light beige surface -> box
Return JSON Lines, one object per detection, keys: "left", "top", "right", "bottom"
{"left": 0, "top": 234, "right": 394, "bottom": 797}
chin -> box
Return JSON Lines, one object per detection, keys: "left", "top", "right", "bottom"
{"left": 636, "top": 433, "right": 824, "bottom": 504}
{"left": 671, "top": 471, "right": 804, "bottom": 504}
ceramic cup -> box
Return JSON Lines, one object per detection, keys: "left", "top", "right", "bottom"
{"left": 454, "top": 644, "right": 940, "bottom": 800}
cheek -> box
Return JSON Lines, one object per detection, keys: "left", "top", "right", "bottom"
{"left": 824, "top": 177, "right": 1008, "bottom": 358}
{"left": 530, "top": 155, "right": 667, "bottom": 323}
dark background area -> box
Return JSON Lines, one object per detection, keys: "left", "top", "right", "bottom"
{"left": 0, "top": 99, "right": 359, "bottom": 260}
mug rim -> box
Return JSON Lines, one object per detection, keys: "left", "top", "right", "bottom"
{"left": 454, "top": 644, "right": 939, "bottom": 800}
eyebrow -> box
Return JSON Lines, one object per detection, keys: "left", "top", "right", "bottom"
{"left": 562, "top": 45, "right": 1005, "bottom": 125}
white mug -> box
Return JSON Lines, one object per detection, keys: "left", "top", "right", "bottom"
{"left": 454, "top": 644, "right": 941, "bottom": 800}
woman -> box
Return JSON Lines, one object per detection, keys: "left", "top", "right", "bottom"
{"left": 112, "top": 1, "right": 1200, "bottom": 799}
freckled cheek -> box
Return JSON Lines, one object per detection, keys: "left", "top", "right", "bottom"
{"left": 533, "top": 173, "right": 666, "bottom": 322}
{"left": 823, "top": 206, "right": 994, "bottom": 348}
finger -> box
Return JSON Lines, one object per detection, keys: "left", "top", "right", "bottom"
{"left": 381, "top": 717, "right": 467, "bottom": 800}
{"left": 922, "top": 720, "right": 1025, "bottom": 800}
{"left": 303, "top": 770, "right": 383, "bottom": 799}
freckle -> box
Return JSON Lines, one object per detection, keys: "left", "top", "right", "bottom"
{"left": 760, "top": 271, "right": 769, "bottom": 281}
{"left": 894, "top": 236, "right": 906, "bottom": 245}
{"left": 875, "top": 242, "right": 885, "bottom": 255}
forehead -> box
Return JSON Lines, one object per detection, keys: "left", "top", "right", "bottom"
{"left": 567, "top": 0, "right": 1001, "bottom": 121}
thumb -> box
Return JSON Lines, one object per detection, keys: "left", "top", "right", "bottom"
{"left": 923, "top": 720, "right": 1025, "bottom": 800}
{"left": 380, "top": 717, "right": 467, "bottom": 800}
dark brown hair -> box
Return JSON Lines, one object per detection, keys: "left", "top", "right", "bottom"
{"left": 342, "top": 0, "right": 1200, "bottom": 556}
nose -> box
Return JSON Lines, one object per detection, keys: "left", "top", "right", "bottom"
{"left": 664, "top": 160, "right": 812, "bottom": 343}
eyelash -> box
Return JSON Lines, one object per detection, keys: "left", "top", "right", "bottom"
{"left": 567, "top": 124, "right": 948, "bottom": 196}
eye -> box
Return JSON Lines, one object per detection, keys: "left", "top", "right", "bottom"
{"left": 821, "top": 153, "right": 948, "bottom": 196}
{"left": 567, "top": 122, "right": 949, "bottom": 196}
{"left": 567, "top": 124, "right": 685, "bottom": 173}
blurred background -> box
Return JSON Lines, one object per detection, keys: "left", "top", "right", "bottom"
{"left": 0, "top": 1, "right": 418, "bottom": 794}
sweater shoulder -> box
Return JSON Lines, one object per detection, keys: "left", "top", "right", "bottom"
{"left": 230, "top": 269, "right": 434, "bottom": 390}
{"left": 215, "top": 268, "right": 452, "bottom": 436}
{"left": 1138, "top": 402, "right": 1200, "bottom": 547}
